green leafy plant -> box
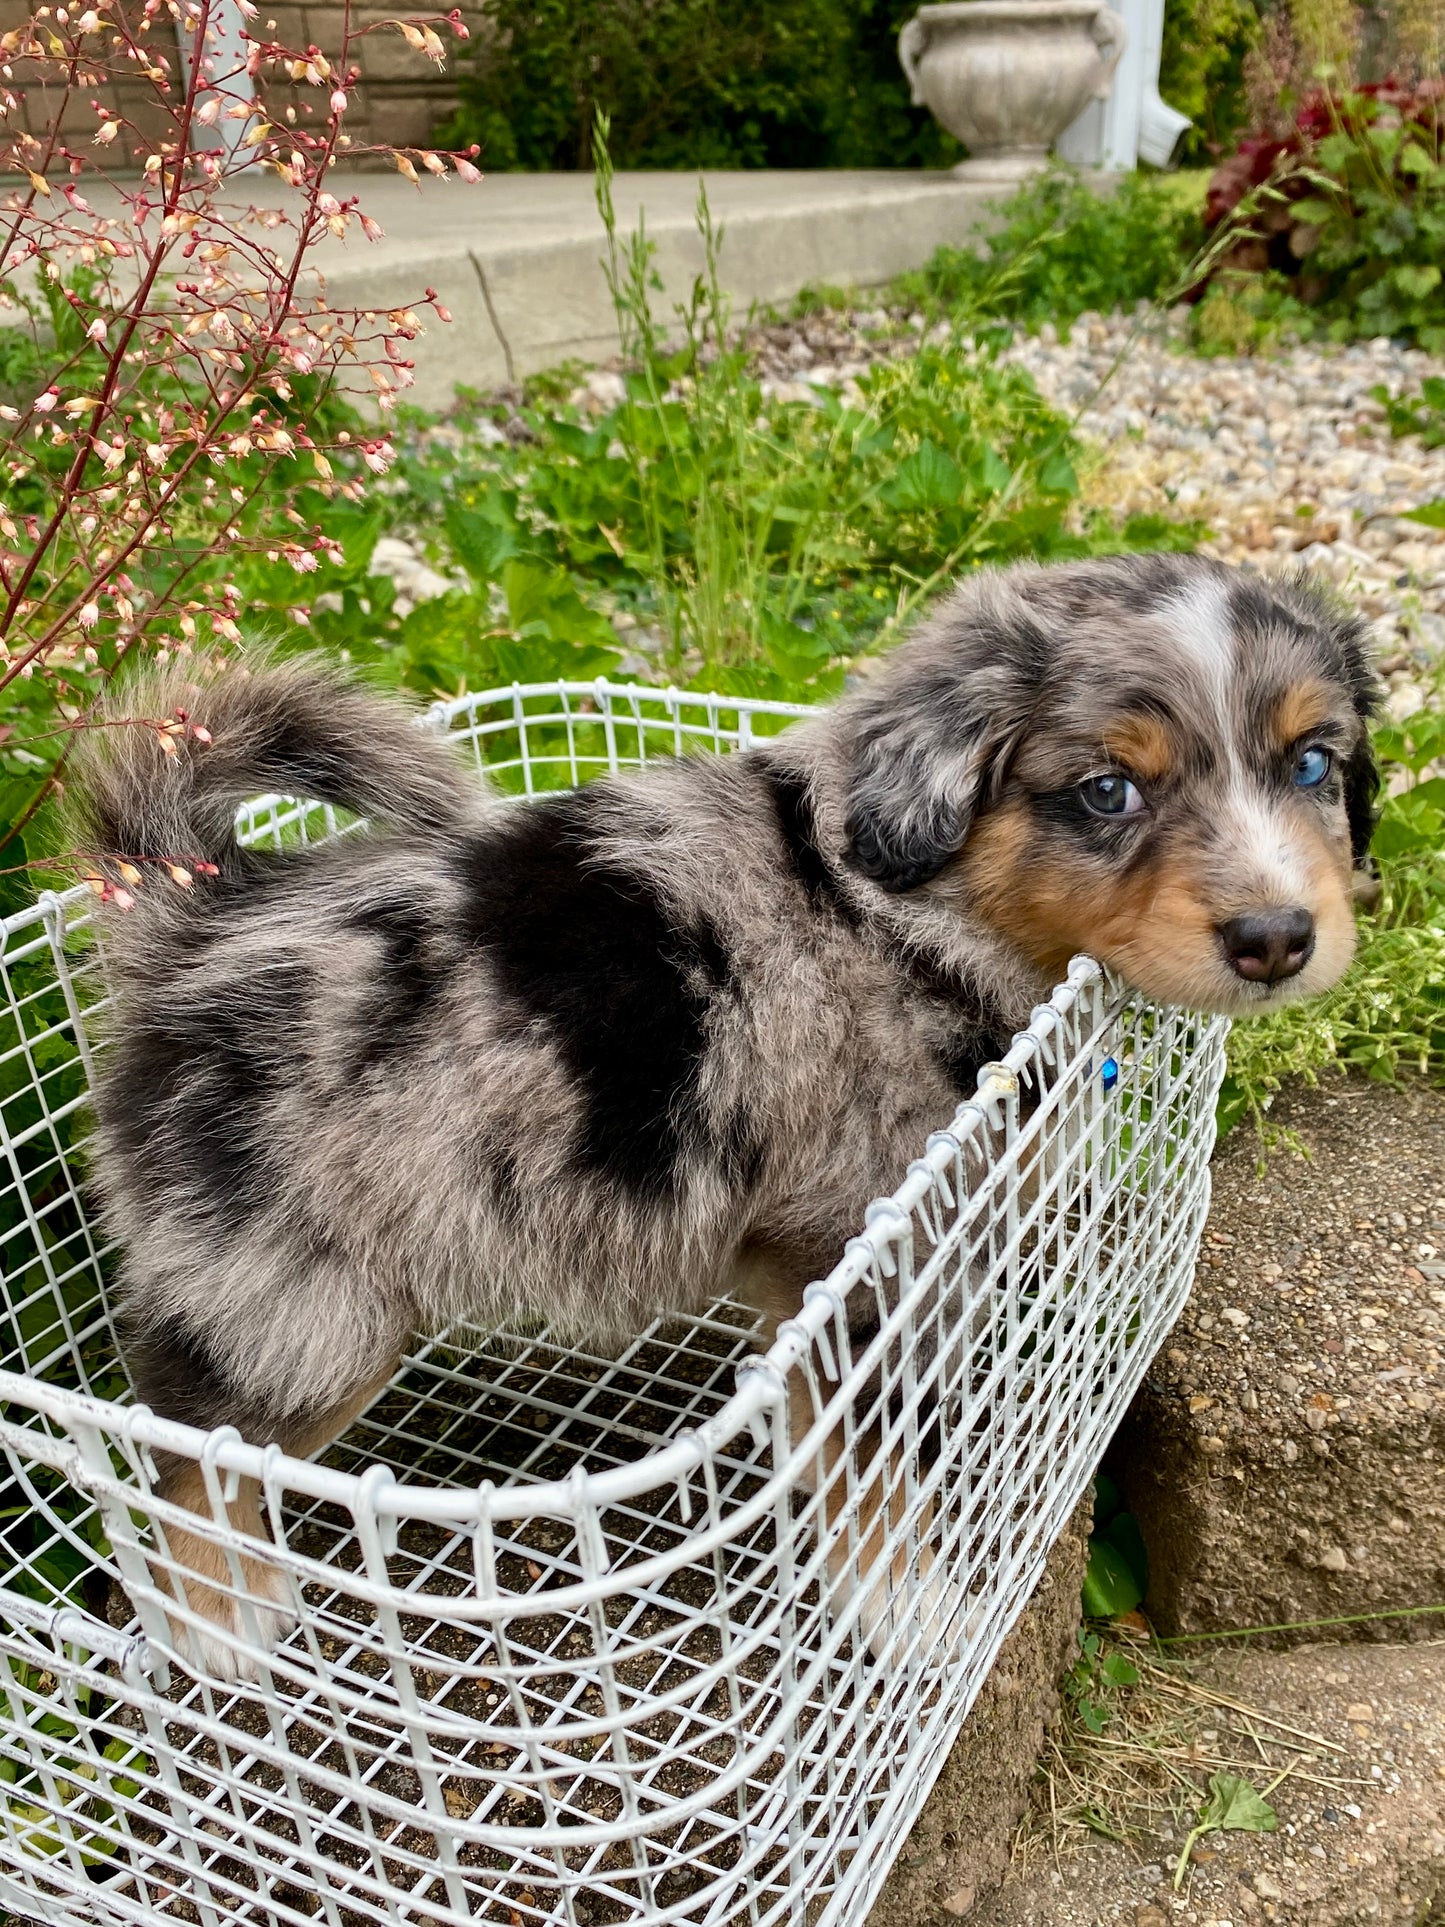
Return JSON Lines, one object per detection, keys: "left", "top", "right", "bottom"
{"left": 1067, "top": 1626, "right": 1142, "bottom": 1736}
{"left": 1198, "top": 79, "right": 1445, "bottom": 350}
{"left": 1083, "top": 1472, "right": 1151, "bottom": 1619}
{"left": 1173, "top": 1771, "right": 1279, "bottom": 1890}
{"left": 328, "top": 122, "right": 1193, "bottom": 717}
{"left": 892, "top": 168, "right": 1209, "bottom": 337}
{"left": 1372, "top": 373, "right": 1445, "bottom": 448}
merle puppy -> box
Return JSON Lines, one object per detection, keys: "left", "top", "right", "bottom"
{"left": 74, "top": 552, "right": 1378, "bottom": 1677}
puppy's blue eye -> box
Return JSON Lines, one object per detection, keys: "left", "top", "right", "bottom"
{"left": 1293, "top": 746, "right": 1332, "bottom": 788}
{"left": 1078, "top": 773, "right": 1145, "bottom": 818}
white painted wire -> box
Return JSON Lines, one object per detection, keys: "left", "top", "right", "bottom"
{"left": 0, "top": 680, "right": 1227, "bottom": 1927}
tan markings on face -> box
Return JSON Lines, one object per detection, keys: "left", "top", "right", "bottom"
{"left": 1274, "top": 806, "right": 1356, "bottom": 994}
{"left": 959, "top": 797, "right": 1359, "bottom": 1015}
{"left": 1100, "top": 713, "right": 1179, "bottom": 785}
{"left": 1270, "top": 678, "right": 1336, "bottom": 752}
{"left": 961, "top": 807, "right": 1213, "bottom": 987}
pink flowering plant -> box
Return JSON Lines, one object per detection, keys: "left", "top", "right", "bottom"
{"left": 0, "top": 0, "right": 480, "bottom": 902}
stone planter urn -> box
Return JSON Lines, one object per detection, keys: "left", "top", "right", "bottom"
{"left": 899, "top": 0, "right": 1128, "bottom": 180}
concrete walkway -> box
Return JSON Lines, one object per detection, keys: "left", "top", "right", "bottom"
{"left": 312, "top": 170, "right": 1022, "bottom": 410}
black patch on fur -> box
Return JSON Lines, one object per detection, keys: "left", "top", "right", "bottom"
{"left": 125, "top": 1310, "right": 247, "bottom": 1433}
{"left": 718, "top": 1111, "right": 766, "bottom": 1190}
{"left": 455, "top": 793, "right": 732, "bottom": 1200}
{"left": 762, "top": 765, "right": 861, "bottom": 926}
{"left": 1342, "top": 735, "right": 1381, "bottom": 864}
{"left": 933, "top": 1033, "right": 990, "bottom": 1096}
{"left": 345, "top": 897, "right": 451, "bottom": 1073}
{"left": 103, "top": 959, "right": 310, "bottom": 1217}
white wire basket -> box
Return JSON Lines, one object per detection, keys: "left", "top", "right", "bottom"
{"left": 0, "top": 679, "right": 1228, "bottom": 1927}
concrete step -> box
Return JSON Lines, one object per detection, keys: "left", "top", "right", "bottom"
{"left": 1113, "top": 1076, "right": 1445, "bottom": 1644}
{"left": 305, "top": 169, "right": 1025, "bottom": 410}
{"left": 972, "top": 1638, "right": 1445, "bottom": 1927}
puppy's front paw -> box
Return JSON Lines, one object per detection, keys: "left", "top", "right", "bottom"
{"left": 157, "top": 1527, "right": 296, "bottom": 1683}
{"left": 177, "top": 1564, "right": 295, "bottom": 1683}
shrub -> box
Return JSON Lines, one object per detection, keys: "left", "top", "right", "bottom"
{"left": 441, "top": 0, "right": 959, "bottom": 170}
{"left": 1159, "top": 0, "right": 1264, "bottom": 165}
{"left": 893, "top": 169, "right": 1208, "bottom": 336}
{"left": 1198, "top": 77, "right": 1445, "bottom": 349}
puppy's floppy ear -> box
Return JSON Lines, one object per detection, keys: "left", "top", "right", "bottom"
{"left": 1342, "top": 733, "right": 1380, "bottom": 866}
{"left": 1325, "top": 599, "right": 1382, "bottom": 868}
{"left": 843, "top": 656, "right": 1032, "bottom": 893}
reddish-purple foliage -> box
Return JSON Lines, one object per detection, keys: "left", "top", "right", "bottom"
{"left": 1195, "top": 77, "right": 1444, "bottom": 299}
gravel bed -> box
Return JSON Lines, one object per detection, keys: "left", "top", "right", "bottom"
{"left": 1002, "top": 313, "right": 1445, "bottom": 699}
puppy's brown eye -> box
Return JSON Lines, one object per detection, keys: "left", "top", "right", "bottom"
{"left": 1078, "top": 773, "right": 1146, "bottom": 819}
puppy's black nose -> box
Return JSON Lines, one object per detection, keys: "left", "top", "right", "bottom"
{"left": 1218, "top": 908, "right": 1315, "bottom": 985}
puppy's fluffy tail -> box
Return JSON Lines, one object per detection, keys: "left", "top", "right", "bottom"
{"left": 70, "top": 654, "right": 472, "bottom": 878}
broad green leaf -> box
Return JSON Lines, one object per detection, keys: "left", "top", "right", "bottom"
{"left": 1101, "top": 1509, "right": 1150, "bottom": 1595}
{"left": 445, "top": 497, "right": 519, "bottom": 584}
{"left": 1081, "top": 1537, "right": 1143, "bottom": 1618}
{"left": 975, "top": 443, "right": 1013, "bottom": 494}
{"left": 1403, "top": 500, "right": 1445, "bottom": 529}
{"left": 1198, "top": 1772, "right": 1279, "bottom": 1835}
{"left": 1393, "top": 263, "right": 1442, "bottom": 301}
{"left": 1175, "top": 1773, "right": 1277, "bottom": 1889}
{"left": 1076, "top": 1697, "right": 1109, "bottom": 1735}
{"left": 760, "top": 610, "right": 834, "bottom": 661}
{"left": 1396, "top": 140, "right": 1434, "bottom": 179}
{"left": 1038, "top": 448, "right": 1079, "bottom": 496}
{"left": 881, "top": 439, "right": 965, "bottom": 512}
{"left": 1100, "top": 1650, "right": 1140, "bottom": 1688}
{"left": 1372, "top": 789, "right": 1445, "bottom": 862}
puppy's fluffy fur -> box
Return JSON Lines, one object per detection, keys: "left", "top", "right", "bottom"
{"left": 74, "top": 553, "right": 1378, "bottom": 1675}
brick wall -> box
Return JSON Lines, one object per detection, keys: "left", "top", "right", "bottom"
{"left": 259, "top": 0, "right": 490, "bottom": 152}
{"left": 0, "top": 0, "right": 489, "bottom": 161}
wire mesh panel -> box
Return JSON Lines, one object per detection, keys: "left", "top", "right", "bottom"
{"left": 0, "top": 679, "right": 1227, "bottom": 1927}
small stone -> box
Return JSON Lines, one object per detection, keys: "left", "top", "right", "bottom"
{"left": 1135, "top": 1910, "right": 1169, "bottom": 1927}
{"left": 1345, "top": 1701, "right": 1375, "bottom": 1722}
{"left": 941, "top": 1884, "right": 976, "bottom": 1917}
{"left": 1318, "top": 1546, "right": 1350, "bottom": 1572}
{"left": 1221, "top": 1306, "right": 1250, "bottom": 1330}
{"left": 1252, "top": 1871, "right": 1284, "bottom": 1900}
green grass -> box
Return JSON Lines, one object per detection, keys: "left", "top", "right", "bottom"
{"left": 876, "top": 167, "right": 1210, "bottom": 337}
{"left": 227, "top": 141, "right": 1206, "bottom": 723}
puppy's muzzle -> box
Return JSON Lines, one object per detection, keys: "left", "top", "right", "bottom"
{"left": 1217, "top": 907, "right": 1316, "bottom": 986}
